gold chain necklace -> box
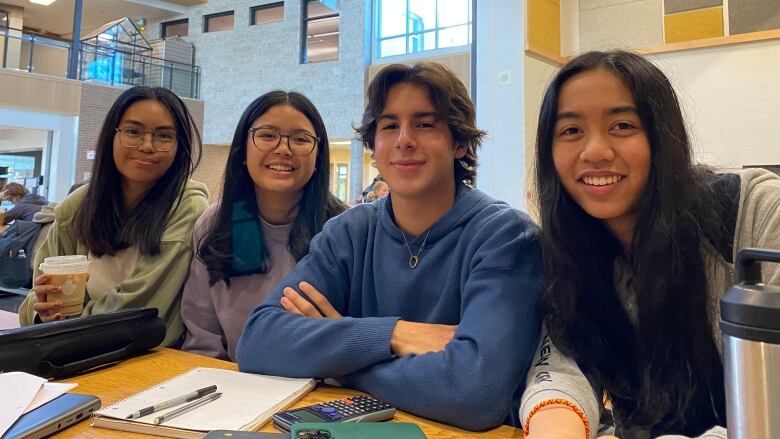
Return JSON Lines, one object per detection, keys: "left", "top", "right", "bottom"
{"left": 401, "top": 228, "right": 432, "bottom": 269}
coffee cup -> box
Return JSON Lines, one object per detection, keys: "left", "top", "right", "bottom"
{"left": 39, "top": 255, "right": 90, "bottom": 317}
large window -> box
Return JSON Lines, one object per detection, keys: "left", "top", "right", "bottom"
{"left": 375, "top": 0, "right": 471, "bottom": 58}
{"left": 204, "top": 11, "right": 234, "bottom": 33}
{"left": 161, "top": 19, "right": 188, "bottom": 38}
{"left": 302, "top": 0, "right": 339, "bottom": 63}
{"left": 251, "top": 2, "right": 285, "bottom": 25}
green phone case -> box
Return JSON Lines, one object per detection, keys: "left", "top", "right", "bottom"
{"left": 291, "top": 422, "right": 427, "bottom": 439}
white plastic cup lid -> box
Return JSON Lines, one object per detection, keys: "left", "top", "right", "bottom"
{"left": 40, "top": 255, "right": 90, "bottom": 274}
{"left": 42, "top": 255, "right": 87, "bottom": 264}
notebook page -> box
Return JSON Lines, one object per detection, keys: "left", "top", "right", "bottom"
{"left": 95, "top": 367, "right": 313, "bottom": 431}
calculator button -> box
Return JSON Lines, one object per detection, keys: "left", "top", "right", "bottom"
{"left": 320, "top": 407, "right": 336, "bottom": 414}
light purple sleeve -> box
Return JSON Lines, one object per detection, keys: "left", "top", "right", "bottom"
{"left": 180, "top": 206, "right": 228, "bottom": 360}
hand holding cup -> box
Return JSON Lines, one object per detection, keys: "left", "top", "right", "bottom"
{"left": 33, "top": 256, "right": 90, "bottom": 322}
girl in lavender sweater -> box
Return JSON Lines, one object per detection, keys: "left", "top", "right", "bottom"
{"left": 180, "top": 91, "right": 345, "bottom": 360}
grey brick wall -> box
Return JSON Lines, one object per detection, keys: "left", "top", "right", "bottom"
{"left": 148, "top": 0, "right": 370, "bottom": 145}
{"left": 77, "top": 83, "right": 205, "bottom": 187}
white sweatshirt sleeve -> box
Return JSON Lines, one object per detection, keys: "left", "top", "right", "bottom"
{"left": 520, "top": 325, "right": 602, "bottom": 439}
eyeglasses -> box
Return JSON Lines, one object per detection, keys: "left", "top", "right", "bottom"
{"left": 115, "top": 127, "right": 177, "bottom": 152}
{"left": 248, "top": 127, "right": 319, "bottom": 157}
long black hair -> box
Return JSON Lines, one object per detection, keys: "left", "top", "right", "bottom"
{"left": 73, "top": 86, "right": 201, "bottom": 256}
{"left": 198, "top": 91, "right": 346, "bottom": 286}
{"left": 536, "top": 51, "right": 728, "bottom": 436}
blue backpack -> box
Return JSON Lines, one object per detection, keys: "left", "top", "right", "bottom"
{"left": 0, "top": 220, "right": 43, "bottom": 289}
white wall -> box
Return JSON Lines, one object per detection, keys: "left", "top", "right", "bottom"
{"left": 475, "top": 0, "right": 526, "bottom": 209}
{"left": 648, "top": 39, "right": 780, "bottom": 168}
{"left": 0, "top": 107, "right": 78, "bottom": 201}
{"left": 524, "top": 54, "right": 560, "bottom": 218}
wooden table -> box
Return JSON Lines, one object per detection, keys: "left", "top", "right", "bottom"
{"left": 56, "top": 348, "right": 523, "bottom": 438}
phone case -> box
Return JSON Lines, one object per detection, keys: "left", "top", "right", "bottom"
{"left": 291, "top": 422, "right": 427, "bottom": 439}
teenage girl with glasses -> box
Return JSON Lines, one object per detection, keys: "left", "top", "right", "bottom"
{"left": 19, "top": 86, "right": 209, "bottom": 347}
{"left": 179, "top": 91, "right": 345, "bottom": 361}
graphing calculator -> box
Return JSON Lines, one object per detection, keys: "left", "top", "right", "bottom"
{"left": 272, "top": 395, "right": 396, "bottom": 433}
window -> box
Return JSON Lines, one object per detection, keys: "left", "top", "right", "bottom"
{"left": 204, "top": 11, "right": 234, "bottom": 33}
{"left": 161, "top": 19, "right": 188, "bottom": 38}
{"left": 375, "top": 0, "right": 472, "bottom": 58}
{"left": 251, "top": 2, "right": 284, "bottom": 25}
{"left": 335, "top": 163, "right": 349, "bottom": 201}
{"left": 302, "top": 0, "right": 339, "bottom": 63}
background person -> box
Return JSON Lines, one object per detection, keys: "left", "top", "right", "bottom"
{"left": 1, "top": 182, "right": 47, "bottom": 224}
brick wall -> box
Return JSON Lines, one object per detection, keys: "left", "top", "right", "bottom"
{"left": 76, "top": 83, "right": 205, "bottom": 187}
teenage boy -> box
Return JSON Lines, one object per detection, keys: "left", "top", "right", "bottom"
{"left": 236, "top": 62, "right": 543, "bottom": 431}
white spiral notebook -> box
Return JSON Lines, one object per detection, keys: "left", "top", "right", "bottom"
{"left": 91, "top": 367, "right": 315, "bottom": 439}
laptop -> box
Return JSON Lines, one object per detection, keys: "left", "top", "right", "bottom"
{"left": 2, "top": 394, "right": 101, "bottom": 439}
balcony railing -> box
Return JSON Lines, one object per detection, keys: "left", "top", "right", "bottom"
{"left": 0, "top": 27, "right": 200, "bottom": 99}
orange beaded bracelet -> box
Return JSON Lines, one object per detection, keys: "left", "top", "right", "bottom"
{"left": 523, "top": 398, "right": 591, "bottom": 438}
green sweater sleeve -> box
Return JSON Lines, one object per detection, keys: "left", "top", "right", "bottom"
{"left": 18, "top": 189, "right": 83, "bottom": 326}
{"left": 18, "top": 181, "right": 209, "bottom": 347}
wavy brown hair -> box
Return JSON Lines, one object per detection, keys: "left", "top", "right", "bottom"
{"left": 355, "top": 62, "right": 485, "bottom": 185}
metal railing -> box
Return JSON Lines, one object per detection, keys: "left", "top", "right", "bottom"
{"left": 0, "top": 26, "right": 200, "bottom": 99}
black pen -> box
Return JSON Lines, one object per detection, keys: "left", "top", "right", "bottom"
{"left": 125, "top": 385, "right": 218, "bottom": 419}
{"left": 154, "top": 392, "right": 222, "bottom": 425}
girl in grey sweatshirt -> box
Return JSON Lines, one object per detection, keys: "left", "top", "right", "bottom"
{"left": 522, "top": 50, "right": 780, "bottom": 439}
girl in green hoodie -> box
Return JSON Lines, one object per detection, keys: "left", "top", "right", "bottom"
{"left": 19, "top": 86, "right": 209, "bottom": 347}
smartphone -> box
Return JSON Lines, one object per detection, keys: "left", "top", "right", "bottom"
{"left": 2, "top": 393, "right": 101, "bottom": 439}
{"left": 291, "top": 422, "right": 427, "bottom": 439}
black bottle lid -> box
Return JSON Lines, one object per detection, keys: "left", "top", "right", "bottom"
{"left": 720, "top": 248, "right": 780, "bottom": 343}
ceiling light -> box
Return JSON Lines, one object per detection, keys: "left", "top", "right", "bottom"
{"left": 30, "top": 0, "right": 57, "bottom": 5}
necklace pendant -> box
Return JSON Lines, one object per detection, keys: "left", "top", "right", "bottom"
{"left": 409, "top": 255, "right": 419, "bottom": 269}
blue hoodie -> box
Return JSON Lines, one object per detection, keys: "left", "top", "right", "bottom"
{"left": 236, "top": 183, "right": 543, "bottom": 431}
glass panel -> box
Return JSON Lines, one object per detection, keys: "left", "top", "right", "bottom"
{"left": 379, "top": 0, "right": 406, "bottom": 37}
{"left": 0, "top": 156, "right": 36, "bottom": 180}
{"left": 254, "top": 4, "right": 284, "bottom": 25}
{"left": 163, "top": 20, "right": 188, "bottom": 37}
{"left": 438, "top": 0, "right": 470, "bottom": 27}
{"left": 307, "top": 0, "right": 338, "bottom": 19}
{"left": 408, "top": 30, "right": 435, "bottom": 53}
{"left": 0, "top": 11, "right": 8, "bottom": 67}
{"left": 306, "top": 15, "right": 339, "bottom": 62}
{"left": 409, "top": 0, "right": 436, "bottom": 31}
{"left": 18, "top": 36, "right": 32, "bottom": 71}
{"left": 438, "top": 24, "right": 469, "bottom": 48}
{"left": 379, "top": 36, "right": 405, "bottom": 57}
{"left": 205, "top": 13, "right": 234, "bottom": 32}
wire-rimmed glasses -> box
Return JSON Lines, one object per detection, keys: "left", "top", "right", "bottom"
{"left": 248, "top": 127, "right": 319, "bottom": 157}
{"left": 115, "top": 127, "right": 177, "bottom": 152}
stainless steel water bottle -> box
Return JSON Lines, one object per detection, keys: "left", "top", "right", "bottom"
{"left": 720, "top": 248, "right": 780, "bottom": 439}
